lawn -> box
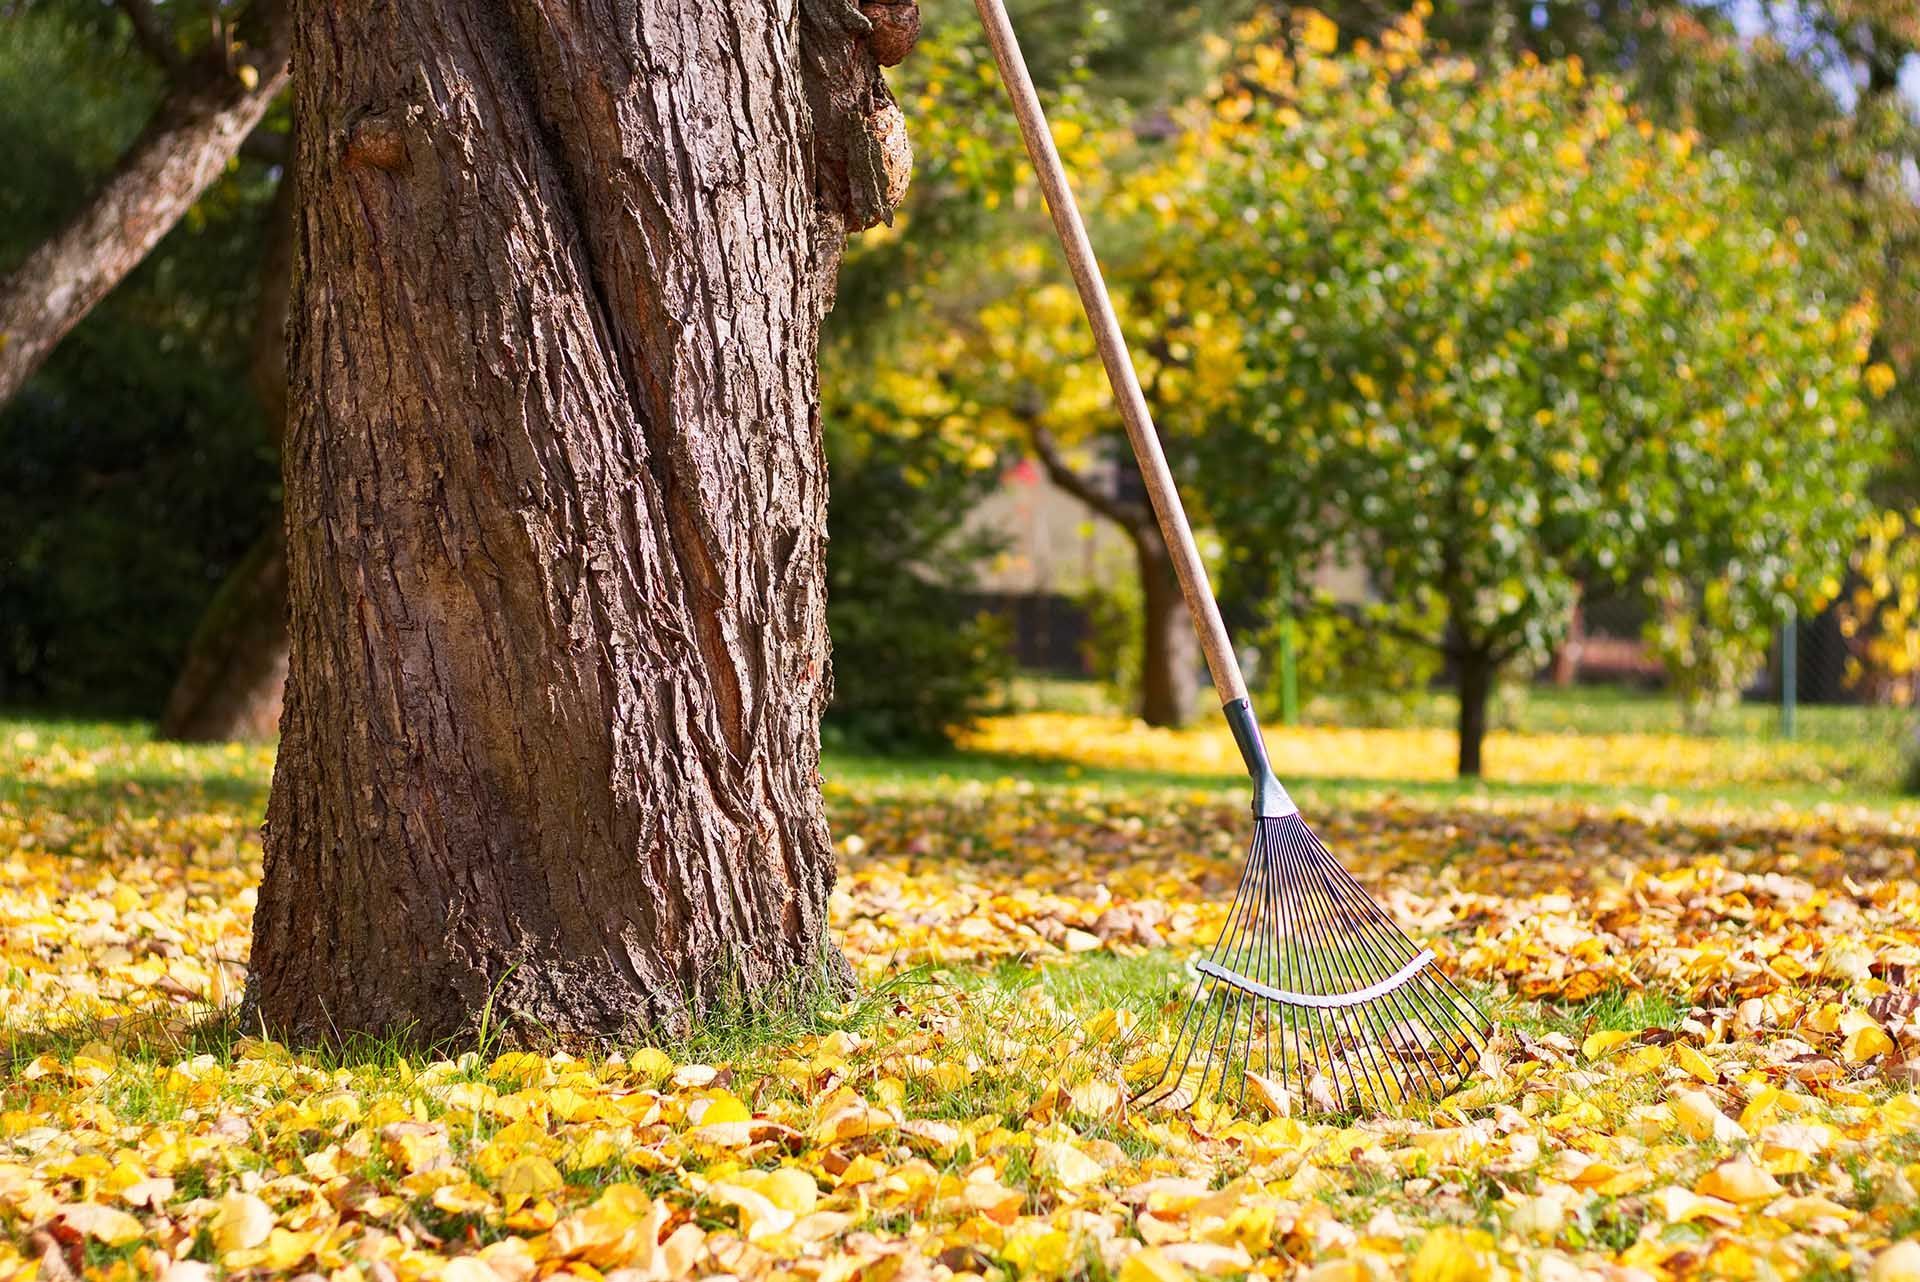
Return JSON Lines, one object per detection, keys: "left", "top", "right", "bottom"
{"left": 2, "top": 713, "right": 1918, "bottom": 1281}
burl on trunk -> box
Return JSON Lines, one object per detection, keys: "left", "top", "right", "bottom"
{"left": 246, "top": 0, "right": 915, "bottom": 1045}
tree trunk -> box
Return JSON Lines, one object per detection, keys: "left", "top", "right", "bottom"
{"left": 157, "top": 527, "right": 290, "bottom": 742}
{"left": 245, "top": 0, "right": 913, "bottom": 1046}
{"left": 160, "top": 176, "right": 296, "bottom": 744}
{"left": 1456, "top": 650, "right": 1494, "bottom": 778}
{"left": 1136, "top": 531, "right": 1197, "bottom": 727}
{"left": 0, "top": 0, "right": 292, "bottom": 407}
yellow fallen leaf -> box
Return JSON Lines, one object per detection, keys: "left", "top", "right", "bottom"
{"left": 1656, "top": 1186, "right": 1742, "bottom": 1228}
{"left": 1874, "top": 1240, "right": 1920, "bottom": 1282}
{"left": 1769, "top": 1195, "right": 1854, "bottom": 1228}
{"left": 57, "top": 1202, "right": 145, "bottom": 1246}
{"left": 1581, "top": 1029, "right": 1637, "bottom": 1060}
{"left": 629, "top": 1047, "right": 673, "bottom": 1079}
{"left": 1120, "top": 1246, "right": 1193, "bottom": 1282}
{"left": 498, "top": 1154, "right": 564, "bottom": 1213}
{"left": 432, "top": 1181, "right": 497, "bottom": 1215}
{"left": 1038, "top": 1138, "right": 1107, "bottom": 1189}
{"left": 1409, "top": 1226, "right": 1494, "bottom": 1282}
{"left": 210, "top": 1191, "right": 275, "bottom": 1254}
{"left": 1694, "top": 1157, "right": 1782, "bottom": 1204}
{"left": 689, "top": 1091, "right": 750, "bottom": 1127}
{"left": 1671, "top": 1088, "right": 1746, "bottom": 1144}
{"left": 1244, "top": 1070, "right": 1292, "bottom": 1118}
{"left": 1674, "top": 1044, "right": 1715, "bottom": 1084}
{"left": 1840, "top": 1009, "right": 1896, "bottom": 1062}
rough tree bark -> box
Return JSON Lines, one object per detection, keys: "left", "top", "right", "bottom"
{"left": 245, "top": 0, "right": 916, "bottom": 1045}
{"left": 0, "top": 0, "right": 293, "bottom": 406}
{"left": 1027, "top": 422, "right": 1197, "bottom": 727}
{"left": 159, "top": 177, "right": 295, "bottom": 743}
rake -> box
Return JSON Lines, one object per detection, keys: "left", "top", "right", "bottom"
{"left": 972, "top": 0, "right": 1494, "bottom": 1113}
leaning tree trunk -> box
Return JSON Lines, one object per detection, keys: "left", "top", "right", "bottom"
{"left": 245, "top": 0, "right": 914, "bottom": 1045}
{"left": 1136, "top": 531, "right": 1197, "bottom": 728}
{"left": 160, "top": 176, "right": 296, "bottom": 743}
{"left": 0, "top": 0, "right": 292, "bottom": 407}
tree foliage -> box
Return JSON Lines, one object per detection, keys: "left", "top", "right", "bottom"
{"left": 1177, "top": 12, "right": 1889, "bottom": 772}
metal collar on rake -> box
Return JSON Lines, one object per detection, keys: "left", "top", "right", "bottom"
{"left": 1130, "top": 700, "right": 1493, "bottom": 1114}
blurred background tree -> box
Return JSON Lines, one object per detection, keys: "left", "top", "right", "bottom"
{"left": 1180, "top": 13, "right": 1887, "bottom": 774}
{"left": 0, "top": 4, "right": 281, "bottom": 716}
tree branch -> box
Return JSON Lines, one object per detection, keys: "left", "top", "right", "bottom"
{"left": 1022, "top": 414, "right": 1149, "bottom": 533}
{"left": 0, "top": 0, "right": 292, "bottom": 408}
{"left": 116, "top": 0, "right": 186, "bottom": 79}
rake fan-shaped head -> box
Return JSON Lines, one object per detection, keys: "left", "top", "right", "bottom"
{"left": 1131, "top": 811, "right": 1492, "bottom": 1115}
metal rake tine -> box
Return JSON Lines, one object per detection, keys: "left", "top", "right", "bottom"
{"left": 1201, "top": 838, "right": 1271, "bottom": 1102}
{"left": 1273, "top": 821, "right": 1353, "bottom": 1110}
{"left": 1134, "top": 841, "right": 1264, "bottom": 1106}
{"left": 1292, "top": 832, "right": 1413, "bottom": 1108}
{"left": 1311, "top": 833, "right": 1493, "bottom": 1071}
{"left": 1288, "top": 821, "right": 1380, "bottom": 1111}
{"left": 1298, "top": 839, "right": 1451, "bottom": 1103}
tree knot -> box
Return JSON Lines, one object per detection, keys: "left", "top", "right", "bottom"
{"left": 859, "top": 0, "right": 921, "bottom": 66}
{"left": 344, "top": 110, "right": 410, "bottom": 173}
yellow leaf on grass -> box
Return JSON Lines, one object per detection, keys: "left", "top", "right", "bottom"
{"left": 1672, "top": 1089, "right": 1746, "bottom": 1143}
{"left": 1657, "top": 1186, "right": 1742, "bottom": 1228}
{"left": 1038, "top": 1139, "right": 1106, "bottom": 1190}
{"left": 1695, "top": 1157, "right": 1782, "bottom": 1204}
{"left": 498, "top": 1154, "right": 564, "bottom": 1212}
{"left": 1409, "top": 1227, "right": 1494, "bottom": 1282}
{"left": 1582, "top": 1029, "right": 1637, "bottom": 1060}
{"left": 432, "top": 1181, "right": 498, "bottom": 1216}
{"left": 1873, "top": 1240, "right": 1920, "bottom": 1282}
{"left": 691, "top": 1091, "right": 750, "bottom": 1127}
{"left": 1120, "top": 1247, "right": 1193, "bottom": 1282}
{"left": 210, "top": 1191, "right": 275, "bottom": 1254}
{"left": 629, "top": 1047, "right": 674, "bottom": 1080}
{"left": 57, "top": 1203, "right": 145, "bottom": 1246}
{"left": 1244, "top": 1070, "right": 1292, "bottom": 1118}
{"left": 1840, "top": 1009, "right": 1896, "bottom": 1062}
{"left": 1675, "top": 1044, "right": 1715, "bottom": 1084}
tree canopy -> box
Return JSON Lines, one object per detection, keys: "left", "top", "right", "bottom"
{"left": 1177, "top": 12, "right": 1890, "bottom": 772}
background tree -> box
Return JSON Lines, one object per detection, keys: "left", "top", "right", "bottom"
{"left": 0, "top": 9, "right": 281, "bottom": 714}
{"left": 1184, "top": 14, "right": 1888, "bottom": 775}
{"left": 0, "top": 0, "right": 290, "bottom": 404}
{"left": 246, "top": 0, "right": 917, "bottom": 1044}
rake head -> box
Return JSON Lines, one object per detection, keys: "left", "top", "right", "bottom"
{"left": 1131, "top": 705, "right": 1493, "bottom": 1115}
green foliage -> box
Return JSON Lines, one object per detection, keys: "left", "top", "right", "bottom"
{"left": 1643, "top": 575, "right": 1775, "bottom": 730}
{"left": 1174, "top": 15, "right": 1888, "bottom": 767}
{"left": 0, "top": 8, "right": 279, "bottom": 715}
{"left": 1259, "top": 600, "right": 1443, "bottom": 727}
{"left": 1072, "top": 571, "right": 1142, "bottom": 718}
{"left": 821, "top": 419, "right": 1011, "bottom": 751}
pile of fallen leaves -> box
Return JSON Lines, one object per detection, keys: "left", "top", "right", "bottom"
{"left": 4, "top": 721, "right": 1920, "bottom": 1281}
{"left": 964, "top": 712, "right": 1893, "bottom": 792}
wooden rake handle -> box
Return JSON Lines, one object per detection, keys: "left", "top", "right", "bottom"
{"left": 971, "top": 0, "right": 1250, "bottom": 708}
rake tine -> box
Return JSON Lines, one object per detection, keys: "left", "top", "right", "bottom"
{"left": 1290, "top": 824, "right": 1374, "bottom": 1111}
{"left": 1274, "top": 822, "right": 1347, "bottom": 1109}
{"left": 1204, "top": 842, "right": 1270, "bottom": 1102}
{"left": 1315, "top": 841, "right": 1491, "bottom": 1078}
{"left": 1298, "top": 841, "right": 1447, "bottom": 1103}
{"left": 1294, "top": 834, "right": 1402, "bottom": 1108}
{"left": 1135, "top": 841, "right": 1266, "bottom": 1107}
